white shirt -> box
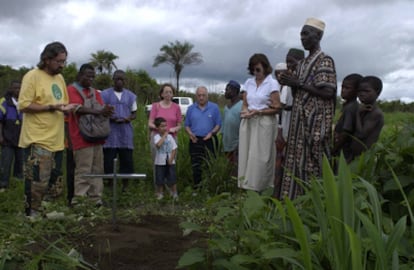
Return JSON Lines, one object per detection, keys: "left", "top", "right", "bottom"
{"left": 114, "top": 91, "right": 138, "bottom": 111}
{"left": 153, "top": 134, "right": 177, "bottom": 165}
{"left": 280, "top": 85, "right": 293, "bottom": 107}
{"left": 242, "top": 74, "right": 279, "bottom": 110}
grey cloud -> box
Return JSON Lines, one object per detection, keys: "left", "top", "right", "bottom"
{"left": 0, "top": 0, "right": 413, "bottom": 100}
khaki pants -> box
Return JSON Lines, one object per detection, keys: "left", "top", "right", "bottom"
{"left": 73, "top": 145, "right": 104, "bottom": 203}
{"left": 24, "top": 145, "right": 54, "bottom": 214}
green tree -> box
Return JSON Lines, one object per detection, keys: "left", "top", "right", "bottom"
{"left": 0, "top": 65, "right": 27, "bottom": 96}
{"left": 90, "top": 50, "right": 119, "bottom": 75}
{"left": 125, "top": 69, "right": 159, "bottom": 104}
{"left": 153, "top": 40, "right": 203, "bottom": 93}
{"left": 93, "top": 74, "right": 112, "bottom": 91}
{"left": 61, "top": 62, "right": 78, "bottom": 85}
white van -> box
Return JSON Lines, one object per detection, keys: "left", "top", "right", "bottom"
{"left": 146, "top": 97, "right": 193, "bottom": 116}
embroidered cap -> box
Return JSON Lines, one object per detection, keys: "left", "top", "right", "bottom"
{"left": 274, "top": 63, "right": 287, "bottom": 71}
{"left": 304, "top": 17, "right": 325, "bottom": 31}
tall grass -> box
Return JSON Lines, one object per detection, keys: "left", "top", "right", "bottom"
{"left": 179, "top": 154, "right": 412, "bottom": 269}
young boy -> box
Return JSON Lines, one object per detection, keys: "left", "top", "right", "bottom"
{"left": 332, "top": 73, "right": 363, "bottom": 162}
{"left": 350, "top": 76, "right": 384, "bottom": 159}
{"left": 153, "top": 117, "right": 178, "bottom": 200}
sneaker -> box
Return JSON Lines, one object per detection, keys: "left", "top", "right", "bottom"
{"left": 26, "top": 210, "right": 41, "bottom": 221}
{"left": 191, "top": 192, "right": 197, "bottom": 197}
{"left": 172, "top": 193, "right": 179, "bottom": 201}
{"left": 95, "top": 200, "right": 103, "bottom": 208}
{"left": 0, "top": 188, "right": 6, "bottom": 193}
{"left": 156, "top": 193, "right": 164, "bottom": 200}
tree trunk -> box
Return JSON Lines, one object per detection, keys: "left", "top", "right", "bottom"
{"left": 176, "top": 71, "right": 180, "bottom": 96}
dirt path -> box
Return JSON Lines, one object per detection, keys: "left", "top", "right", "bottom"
{"left": 79, "top": 215, "right": 201, "bottom": 270}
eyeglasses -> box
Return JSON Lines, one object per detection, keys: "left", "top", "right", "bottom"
{"left": 253, "top": 68, "right": 263, "bottom": 73}
{"left": 52, "top": 59, "right": 67, "bottom": 65}
{"left": 114, "top": 77, "right": 125, "bottom": 81}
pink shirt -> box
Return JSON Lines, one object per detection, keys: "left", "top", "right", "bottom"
{"left": 149, "top": 102, "right": 182, "bottom": 137}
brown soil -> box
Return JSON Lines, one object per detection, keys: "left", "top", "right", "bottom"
{"left": 78, "top": 215, "right": 202, "bottom": 270}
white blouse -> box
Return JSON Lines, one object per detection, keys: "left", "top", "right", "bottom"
{"left": 242, "top": 74, "right": 279, "bottom": 110}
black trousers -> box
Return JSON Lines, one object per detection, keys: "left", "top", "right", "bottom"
{"left": 103, "top": 148, "right": 134, "bottom": 189}
{"left": 66, "top": 148, "right": 75, "bottom": 204}
{"left": 189, "top": 135, "right": 218, "bottom": 188}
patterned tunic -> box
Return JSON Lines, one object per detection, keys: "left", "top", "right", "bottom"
{"left": 280, "top": 49, "right": 336, "bottom": 199}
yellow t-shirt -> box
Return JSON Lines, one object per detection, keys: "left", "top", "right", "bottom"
{"left": 18, "top": 68, "right": 68, "bottom": 152}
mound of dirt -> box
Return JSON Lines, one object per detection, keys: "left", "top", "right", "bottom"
{"left": 79, "top": 215, "right": 202, "bottom": 270}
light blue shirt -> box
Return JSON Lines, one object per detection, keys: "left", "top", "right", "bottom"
{"left": 222, "top": 100, "right": 242, "bottom": 152}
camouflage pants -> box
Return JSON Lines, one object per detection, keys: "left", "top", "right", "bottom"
{"left": 24, "top": 145, "right": 63, "bottom": 215}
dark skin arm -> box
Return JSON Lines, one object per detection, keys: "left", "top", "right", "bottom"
{"left": 355, "top": 109, "right": 383, "bottom": 145}
{"left": 332, "top": 131, "right": 349, "bottom": 155}
{"left": 279, "top": 72, "right": 335, "bottom": 100}
{"left": 112, "top": 111, "right": 136, "bottom": 123}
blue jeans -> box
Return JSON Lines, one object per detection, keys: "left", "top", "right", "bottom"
{"left": 0, "top": 145, "right": 24, "bottom": 188}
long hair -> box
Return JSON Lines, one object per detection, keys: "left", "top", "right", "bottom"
{"left": 37, "top": 41, "right": 67, "bottom": 69}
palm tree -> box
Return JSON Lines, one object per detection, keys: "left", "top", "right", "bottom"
{"left": 90, "top": 50, "right": 119, "bottom": 75}
{"left": 153, "top": 40, "right": 203, "bottom": 93}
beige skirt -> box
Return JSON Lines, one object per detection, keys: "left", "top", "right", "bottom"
{"left": 238, "top": 115, "right": 277, "bottom": 191}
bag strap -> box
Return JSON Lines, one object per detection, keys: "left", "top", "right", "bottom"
{"left": 73, "top": 82, "right": 96, "bottom": 100}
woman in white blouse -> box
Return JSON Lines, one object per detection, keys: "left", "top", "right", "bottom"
{"left": 238, "top": 53, "right": 281, "bottom": 192}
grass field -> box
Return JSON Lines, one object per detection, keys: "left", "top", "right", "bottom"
{"left": 1, "top": 107, "right": 414, "bottom": 269}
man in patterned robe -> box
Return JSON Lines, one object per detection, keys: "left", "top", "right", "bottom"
{"left": 279, "top": 18, "right": 337, "bottom": 199}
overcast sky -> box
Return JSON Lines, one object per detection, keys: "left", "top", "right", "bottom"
{"left": 0, "top": 0, "right": 413, "bottom": 101}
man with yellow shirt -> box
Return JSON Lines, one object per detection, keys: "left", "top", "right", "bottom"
{"left": 18, "top": 41, "right": 77, "bottom": 217}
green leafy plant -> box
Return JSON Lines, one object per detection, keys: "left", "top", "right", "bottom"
{"left": 179, "top": 154, "right": 412, "bottom": 269}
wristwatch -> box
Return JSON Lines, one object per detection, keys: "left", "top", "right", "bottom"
{"left": 298, "top": 82, "right": 305, "bottom": 88}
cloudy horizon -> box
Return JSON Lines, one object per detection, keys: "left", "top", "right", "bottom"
{"left": 1, "top": 0, "right": 413, "bottom": 101}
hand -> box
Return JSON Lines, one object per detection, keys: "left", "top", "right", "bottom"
{"left": 241, "top": 110, "right": 257, "bottom": 119}
{"left": 59, "top": 103, "right": 79, "bottom": 112}
{"left": 240, "top": 110, "right": 249, "bottom": 119}
{"left": 280, "top": 72, "right": 300, "bottom": 88}
{"left": 276, "top": 129, "right": 286, "bottom": 151}
{"left": 189, "top": 133, "right": 198, "bottom": 143}
{"left": 101, "top": 105, "right": 114, "bottom": 117}
{"left": 169, "top": 127, "right": 178, "bottom": 133}
{"left": 203, "top": 132, "right": 213, "bottom": 141}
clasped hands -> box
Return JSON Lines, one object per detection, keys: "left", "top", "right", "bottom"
{"left": 279, "top": 72, "right": 301, "bottom": 88}
{"left": 240, "top": 109, "right": 259, "bottom": 119}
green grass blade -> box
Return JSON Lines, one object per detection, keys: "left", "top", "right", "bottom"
{"left": 322, "top": 156, "right": 345, "bottom": 267}
{"left": 285, "top": 198, "right": 312, "bottom": 270}
{"left": 360, "top": 178, "right": 382, "bottom": 231}
{"left": 344, "top": 224, "right": 363, "bottom": 270}
{"left": 385, "top": 216, "right": 406, "bottom": 258}
{"left": 356, "top": 210, "right": 387, "bottom": 269}
{"left": 387, "top": 162, "right": 414, "bottom": 223}
{"left": 338, "top": 153, "right": 355, "bottom": 229}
